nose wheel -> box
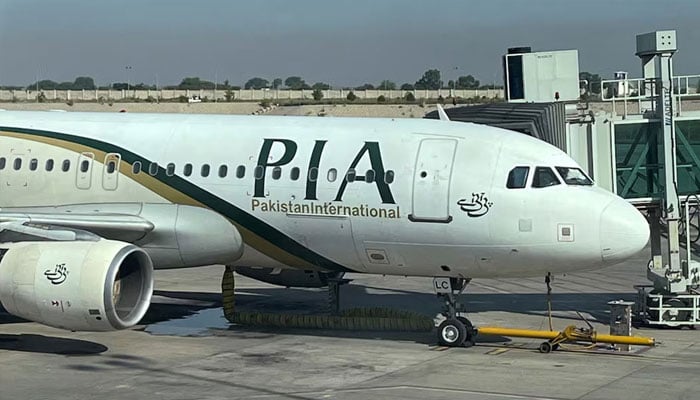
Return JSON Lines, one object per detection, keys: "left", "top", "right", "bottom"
{"left": 434, "top": 277, "right": 476, "bottom": 347}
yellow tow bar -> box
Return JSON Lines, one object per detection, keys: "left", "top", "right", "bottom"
{"left": 477, "top": 325, "right": 655, "bottom": 353}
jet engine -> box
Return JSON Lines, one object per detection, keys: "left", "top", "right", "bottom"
{"left": 235, "top": 266, "right": 344, "bottom": 288}
{"left": 0, "top": 240, "right": 153, "bottom": 331}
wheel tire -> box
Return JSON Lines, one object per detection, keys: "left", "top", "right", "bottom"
{"left": 457, "top": 316, "right": 475, "bottom": 347}
{"left": 438, "top": 319, "right": 467, "bottom": 347}
{"left": 539, "top": 341, "right": 553, "bottom": 354}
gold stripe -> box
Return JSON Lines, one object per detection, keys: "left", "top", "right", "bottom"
{"left": 0, "top": 130, "right": 315, "bottom": 269}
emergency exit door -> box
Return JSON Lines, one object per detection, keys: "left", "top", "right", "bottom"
{"left": 408, "top": 139, "right": 457, "bottom": 223}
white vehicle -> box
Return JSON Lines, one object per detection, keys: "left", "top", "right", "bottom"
{"left": 0, "top": 109, "right": 648, "bottom": 346}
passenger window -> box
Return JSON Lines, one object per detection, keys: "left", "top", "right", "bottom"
{"left": 346, "top": 168, "right": 356, "bottom": 182}
{"left": 132, "top": 161, "right": 142, "bottom": 174}
{"left": 0, "top": 157, "right": 5, "bottom": 170}
{"left": 13, "top": 158, "right": 22, "bottom": 170}
{"left": 148, "top": 162, "right": 158, "bottom": 176}
{"left": 385, "top": 170, "right": 395, "bottom": 184}
{"left": 80, "top": 160, "right": 90, "bottom": 173}
{"left": 107, "top": 161, "right": 117, "bottom": 174}
{"left": 29, "top": 158, "right": 38, "bottom": 171}
{"left": 62, "top": 159, "right": 70, "bottom": 172}
{"left": 236, "top": 165, "right": 245, "bottom": 178}
{"left": 308, "top": 167, "right": 318, "bottom": 182}
{"left": 219, "top": 165, "right": 228, "bottom": 178}
{"left": 327, "top": 168, "right": 337, "bottom": 182}
{"left": 290, "top": 167, "right": 300, "bottom": 181}
{"left": 166, "top": 163, "right": 176, "bottom": 176}
{"left": 532, "top": 167, "right": 560, "bottom": 188}
{"left": 506, "top": 166, "right": 530, "bottom": 189}
{"left": 45, "top": 159, "right": 54, "bottom": 172}
{"left": 365, "top": 170, "right": 375, "bottom": 183}
{"left": 254, "top": 165, "right": 264, "bottom": 179}
{"left": 183, "top": 163, "right": 193, "bottom": 177}
{"left": 201, "top": 164, "right": 210, "bottom": 177}
{"left": 272, "top": 166, "right": 281, "bottom": 180}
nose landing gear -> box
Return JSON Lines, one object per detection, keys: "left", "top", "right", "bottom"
{"left": 434, "top": 277, "right": 476, "bottom": 347}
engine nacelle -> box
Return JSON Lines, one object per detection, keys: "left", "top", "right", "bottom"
{"left": 235, "top": 266, "right": 344, "bottom": 288}
{"left": 0, "top": 240, "right": 153, "bottom": 331}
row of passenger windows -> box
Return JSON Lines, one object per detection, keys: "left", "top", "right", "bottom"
{"left": 133, "top": 161, "right": 395, "bottom": 184}
{"left": 506, "top": 166, "right": 592, "bottom": 189}
{"left": 0, "top": 157, "right": 395, "bottom": 184}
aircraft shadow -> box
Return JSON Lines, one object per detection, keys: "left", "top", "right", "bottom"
{"left": 0, "top": 333, "right": 108, "bottom": 355}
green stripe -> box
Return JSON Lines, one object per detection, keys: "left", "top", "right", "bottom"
{"left": 0, "top": 126, "right": 353, "bottom": 273}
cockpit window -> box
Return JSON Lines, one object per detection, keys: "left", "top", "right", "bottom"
{"left": 555, "top": 167, "right": 593, "bottom": 186}
{"left": 506, "top": 166, "right": 529, "bottom": 189}
{"left": 532, "top": 167, "right": 560, "bottom": 188}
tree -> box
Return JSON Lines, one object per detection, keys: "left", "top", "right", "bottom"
{"left": 404, "top": 92, "right": 416, "bottom": 102}
{"left": 177, "top": 77, "right": 215, "bottom": 90}
{"left": 72, "top": 76, "right": 96, "bottom": 90}
{"left": 244, "top": 77, "right": 270, "bottom": 89}
{"left": 272, "top": 78, "right": 283, "bottom": 89}
{"left": 312, "top": 88, "right": 324, "bottom": 101}
{"left": 26, "top": 80, "right": 59, "bottom": 90}
{"left": 355, "top": 83, "right": 375, "bottom": 90}
{"left": 312, "top": 82, "right": 330, "bottom": 90}
{"left": 400, "top": 83, "right": 414, "bottom": 90}
{"left": 377, "top": 95, "right": 386, "bottom": 103}
{"left": 112, "top": 82, "right": 129, "bottom": 90}
{"left": 285, "top": 76, "right": 307, "bottom": 89}
{"left": 447, "top": 80, "right": 455, "bottom": 89}
{"left": 456, "top": 75, "right": 480, "bottom": 89}
{"left": 377, "top": 80, "right": 396, "bottom": 90}
{"left": 415, "top": 69, "right": 442, "bottom": 90}
{"left": 346, "top": 91, "right": 357, "bottom": 101}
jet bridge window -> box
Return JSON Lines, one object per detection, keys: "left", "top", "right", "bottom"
{"left": 0, "top": 157, "right": 5, "bottom": 170}
{"left": 506, "top": 166, "right": 530, "bottom": 189}
{"left": 555, "top": 167, "right": 593, "bottom": 186}
{"left": 532, "top": 167, "right": 560, "bottom": 188}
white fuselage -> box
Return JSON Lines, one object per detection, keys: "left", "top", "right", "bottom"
{"left": 0, "top": 111, "right": 649, "bottom": 278}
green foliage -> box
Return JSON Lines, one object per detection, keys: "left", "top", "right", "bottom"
{"left": 177, "top": 77, "right": 215, "bottom": 90}
{"left": 178, "top": 95, "right": 188, "bottom": 103}
{"left": 37, "top": 92, "right": 47, "bottom": 102}
{"left": 285, "top": 76, "right": 308, "bottom": 89}
{"left": 245, "top": 77, "right": 269, "bottom": 89}
{"left": 260, "top": 99, "right": 271, "bottom": 108}
{"left": 404, "top": 92, "right": 415, "bottom": 102}
{"left": 437, "top": 95, "right": 445, "bottom": 104}
{"left": 224, "top": 89, "right": 235, "bottom": 102}
{"left": 312, "top": 82, "right": 330, "bottom": 90}
{"left": 355, "top": 83, "right": 375, "bottom": 90}
{"left": 72, "top": 76, "right": 96, "bottom": 90}
{"left": 312, "top": 88, "right": 324, "bottom": 101}
{"left": 377, "top": 95, "right": 386, "bottom": 103}
{"left": 378, "top": 80, "right": 396, "bottom": 90}
{"left": 456, "top": 75, "right": 479, "bottom": 89}
{"left": 346, "top": 91, "right": 357, "bottom": 101}
{"left": 400, "top": 83, "right": 414, "bottom": 90}
{"left": 272, "top": 78, "right": 283, "bottom": 89}
{"left": 415, "top": 69, "right": 442, "bottom": 90}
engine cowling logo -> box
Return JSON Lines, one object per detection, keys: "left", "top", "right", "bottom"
{"left": 44, "top": 263, "right": 68, "bottom": 285}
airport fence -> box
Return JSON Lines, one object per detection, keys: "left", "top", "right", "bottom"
{"left": 0, "top": 88, "right": 504, "bottom": 102}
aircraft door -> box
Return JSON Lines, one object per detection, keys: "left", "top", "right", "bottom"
{"left": 409, "top": 139, "right": 457, "bottom": 223}
{"left": 76, "top": 152, "right": 94, "bottom": 190}
{"left": 102, "top": 153, "right": 121, "bottom": 191}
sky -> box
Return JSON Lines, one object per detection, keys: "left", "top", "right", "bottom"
{"left": 0, "top": 0, "right": 698, "bottom": 87}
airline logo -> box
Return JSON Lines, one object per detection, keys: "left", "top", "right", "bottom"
{"left": 457, "top": 192, "right": 493, "bottom": 217}
{"left": 44, "top": 263, "right": 68, "bottom": 285}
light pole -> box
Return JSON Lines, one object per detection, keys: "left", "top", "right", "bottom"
{"left": 125, "top": 65, "right": 132, "bottom": 93}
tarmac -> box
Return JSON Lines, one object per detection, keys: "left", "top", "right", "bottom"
{"left": 1, "top": 245, "right": 699, "bottom": 400}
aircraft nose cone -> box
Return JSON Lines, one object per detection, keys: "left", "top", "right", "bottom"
{"left": 600, "top": 199, "right": 650, "bottom": 263}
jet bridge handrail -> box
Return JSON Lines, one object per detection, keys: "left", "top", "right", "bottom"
{"left": 601, "top": 74, "right": 700, "bottom": 117}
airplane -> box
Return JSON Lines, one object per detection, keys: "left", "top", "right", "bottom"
{"left": 0, "top": 108, "right": 649, "bottom": 347}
